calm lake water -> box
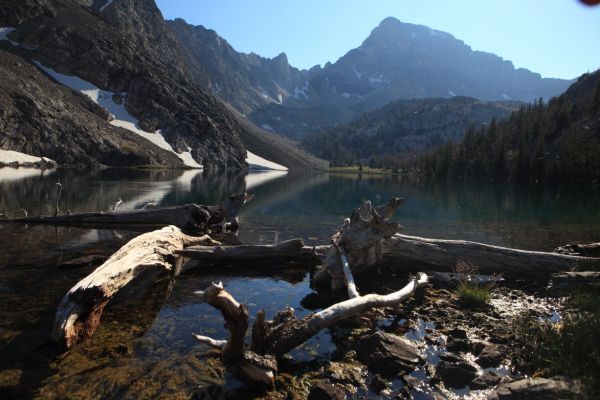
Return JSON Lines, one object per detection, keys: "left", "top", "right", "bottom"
{"left": 1, "top": 167, "right": 599, "bottom": 399}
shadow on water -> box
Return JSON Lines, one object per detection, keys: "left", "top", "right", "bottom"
{"left": 1, "top": 168, "right": 600, "bottom": 398}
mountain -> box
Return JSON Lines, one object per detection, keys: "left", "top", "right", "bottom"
{"left": 0, "top": 0, "right": 324, "bottom": 170}
{"left": 413, "top": 70, "right": 600, "bottom": 184}
{"left": 302, "top": 96, "right": 521, "bottom": 166}
{"left": 168, "top": 17, "right": 573, "bottom": 140}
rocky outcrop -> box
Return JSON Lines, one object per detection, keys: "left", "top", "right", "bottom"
{"left": 1, "top": 0, "right": 246, "bottom": 169}
{"left": 0, "top": 0, "right": 327, "bottom": 170}
{"left": 434, "top": 353, "right": 478, "bottom": 389}
{"left": 0, "top": 48, "right": 184, "bottom": 167}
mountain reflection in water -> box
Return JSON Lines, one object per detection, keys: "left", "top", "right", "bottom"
{"left": 0, "top": 168, "right": 599, "bottom": 398}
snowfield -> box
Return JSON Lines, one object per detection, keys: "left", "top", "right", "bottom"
{"left": 0, "top": 149, "right": 54, "bottom": 165}
{"left": 33, "top": 61, "right": 202, "bottom": 168}
{"left": 246, "top": 151, "right": 288, "bottom": 171}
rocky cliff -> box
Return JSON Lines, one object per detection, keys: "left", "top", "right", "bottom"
{"left": 0, "top": 0, "right": 325, "bottom": 170}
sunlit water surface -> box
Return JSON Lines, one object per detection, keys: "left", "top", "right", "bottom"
{"left": 1, "top": 168, "right": 599, "bottom": 398}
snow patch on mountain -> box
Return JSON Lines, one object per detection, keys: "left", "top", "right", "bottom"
{"left": 33, "top": 61, "right": 202, "bottom": 168}
{"left": 246, "top": 151, "right": 288, "bottom": 171}
{"left": 353, "top": 64, "right": 362, "bottom": 79}
{"left": 261, "top": 124, "right": 274, "bottom": 132}
{"left": 99, "top": 0, "right": 114, "bottom": 12}
{"left": 0, "top": 27, "right": 15, "bottom": 41}
{"left": 293, "top": 81, "right": 309, "bottom": 100}
{"left": 0, "top": 149, "right": 54, "bottom": 165}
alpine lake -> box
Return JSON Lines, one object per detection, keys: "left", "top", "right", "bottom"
{"left": 1, "top": 167, "right": 599, "bottom": 399}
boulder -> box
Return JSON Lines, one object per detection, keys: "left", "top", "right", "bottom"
{"left": 475, "top": 345, "right": 503, "bottom": 368}
{"left": 470, "top": 370, "right": 501, "bottom": 389}
{"left": 354, "top": 331, "right": 421, "bottom": 378}
{"left": 307, "top": 383, "right": 346, "bottom": 400}
{"left": 435, "top": 359, "right": 478, "bottom": 389}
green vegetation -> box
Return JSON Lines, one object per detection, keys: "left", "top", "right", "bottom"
{"left": 455, "top": 280, "right": 492, "bottom": 308}
{"left": 412, "top": 70, "right": 600, "bottom": 185}
{"left": 513, "top": 291, "right": 600, "bottom": 396}
{"left": 452, "top": 260, "right": 493, "bottom": 309}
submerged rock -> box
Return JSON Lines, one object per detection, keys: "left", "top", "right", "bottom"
{"left": 324, "top": 361, "right": 366, "bottom": 388}
{"left": 435, "top": 359, "right": 478, "bottom": 389}
{"left": 369, "top": 374, "right": 389, "bottom": 394}
{"left": 470, "top": 370, "right": 501, "bottom": 389}
{"left": 354, "top": 331, "right": 421, "bottom": 378}
{"left": 489, "top": 378, "right": 579, "bottom": 399}
{"left": 307, "top": 383, "right": 346, "bottom": 400}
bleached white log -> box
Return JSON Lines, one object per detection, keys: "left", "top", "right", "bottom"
{"left": 380, "top": 234, "right": 595, "bottom": 277}
{"left": 52, "top": 225, "right": 219, "bottom": 348}
{"left": 192, "top": 334, "right": 227, "bottom": 349}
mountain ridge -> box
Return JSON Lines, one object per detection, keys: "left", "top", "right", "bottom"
{"left": 168, "top": 16, "right": 573, "bottom": 140}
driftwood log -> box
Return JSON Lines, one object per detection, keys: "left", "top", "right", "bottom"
{"left": 52, "top": 225, "right": 220, "bottom": 348}
{"left": 2, "top": 193, "right": 253, "bottom": 231}
{"left": 379, "top": 234, "right": 597, "bottom": 277}
{"left": 177, "top": 238, "right": 307, "bottom": 261}
{"left": 554, "top": 242, "right": 600, "bottom": 257}
{"left": 193, "top": 273, "right": 429, "bottom": 388}
{"left": 550, "top": 271, "right": 600, "bottom": 292}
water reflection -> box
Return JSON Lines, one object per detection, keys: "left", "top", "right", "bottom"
{"left": 1, "top": 169, "right": 600, "bottom": 398}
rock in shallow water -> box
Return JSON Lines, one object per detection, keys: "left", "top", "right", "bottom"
{"left": 354, "top": 331, "right": 421, "bottom": 378}
{"left": 307, "top": 383, "right": 346, "bottom": 400}
{"left": 489, "top": 378, "right": 580, "bottom": 399}
{"left": 470, "top": 370, "right": 501, "bottom": 389}
{"left": 475, "top": 345, "right": 503, "bottom": 368}
{"left": 435, "top": 359, "right": 478, "bottom": 389}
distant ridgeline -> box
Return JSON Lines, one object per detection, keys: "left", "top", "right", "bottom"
{"left": 301, "top": 96, "right": 520, "bottom": 167}
{"left": 412, "top": 70, "right": 600, "bottom": 184}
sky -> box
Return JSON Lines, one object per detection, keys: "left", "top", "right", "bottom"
{"left": 155, "top": 0, "right": 600, "bottom": 80}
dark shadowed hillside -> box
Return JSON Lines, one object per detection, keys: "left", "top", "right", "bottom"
{"left": 302, "top": 97, "right": 520, "bottom": 166}
{"left": 414, "top": 70, "right": 600, "bottom": 184}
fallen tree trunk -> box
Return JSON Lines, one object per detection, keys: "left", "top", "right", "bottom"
{"left": 176, "top": 233, "right": 593, "bottom": 280}
{"left": 379, "top": 234, "right": 596, "bottom": 277}
{"left": 193, "top": 273, "right": 428, "bottom": 387}
{"left": 554, "top": 242, "right": 600, "bottom": 257}
{"left": 177, "top": 238, "right": 306, "bottom": 261}
{"left": 2, "top": 193, "right": 253, "bottom": 231}
{"left": 550, "top": 271, "right": 600, "bottom": 291}
{"left": 52, "top": 225, "right": 219, "bottom": 348}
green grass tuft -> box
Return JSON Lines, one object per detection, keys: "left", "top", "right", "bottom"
{"left": 455, "top": 280, "right": 491, "bottom": 308}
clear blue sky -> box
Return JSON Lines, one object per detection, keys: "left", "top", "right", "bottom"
{"left": 156, "top": 0, "right": 600, "bottom": 79}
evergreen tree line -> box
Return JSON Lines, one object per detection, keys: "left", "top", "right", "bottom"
{"left": 407, "top": 72, "right": 600, "bottom": 184}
